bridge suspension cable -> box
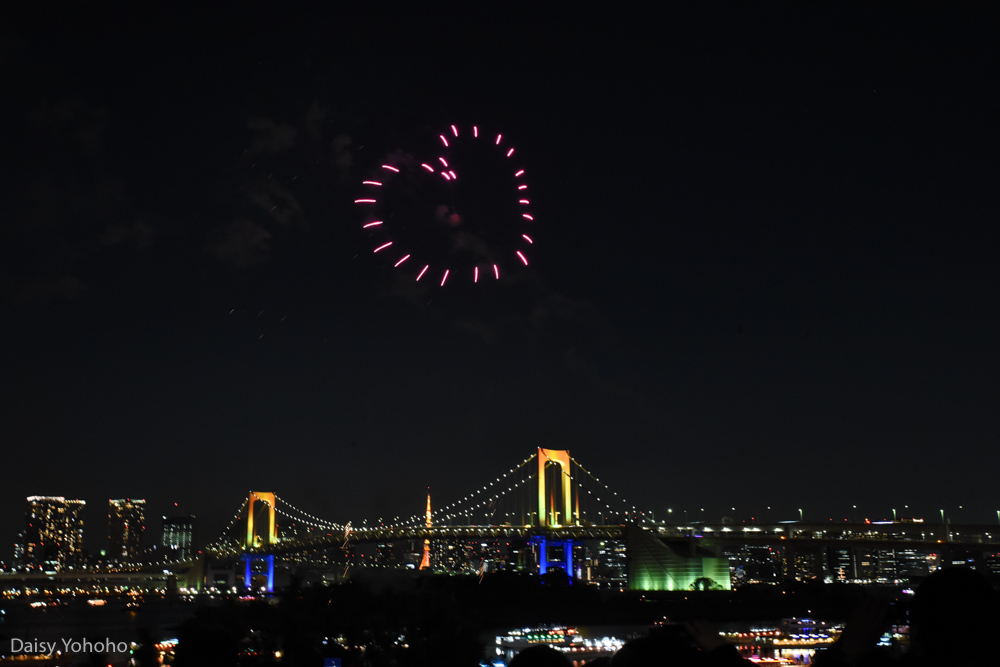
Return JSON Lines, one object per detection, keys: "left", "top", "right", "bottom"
{"left": 437, "top": 461, "right": 537, "bottom": 525}
{"left": 395, "top": 451, "right": 539, "bottom": 527}
{"left": 271, "top": 504, "right": 347, "bottom": 534}
{"left": 273, "top": 494, "right": 344, "bottom": 530}
{"left": 213, "top": 450, "right": 651, "bottom": 548}
{"left": 414, "top": 450, "right": 652, "bottom": 527}
{"left": 208, "top": 498, "right": 250, "bottom": 552}
{"left": 569, "top": 454, "right": 651, "bottom": 524}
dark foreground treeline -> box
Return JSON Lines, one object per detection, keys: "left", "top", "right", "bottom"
{"left": 169, "top": 572, "right": 903, "bottom": 667}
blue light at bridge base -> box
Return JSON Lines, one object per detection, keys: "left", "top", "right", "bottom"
{"left": 530, "top": 536, "right": 576, "bottom": 583}
{"left": 243, "top": 554, "right": 275, "bottom": 592}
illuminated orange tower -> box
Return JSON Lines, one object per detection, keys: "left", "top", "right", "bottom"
{"left": 419, "top": 491, "right": 432, "bottom": 569}
{"left": 537, "top": 448, "right": 576, "bottom": 526}
{"left": 245, "top": 491, "right": 277, "bottom": 548}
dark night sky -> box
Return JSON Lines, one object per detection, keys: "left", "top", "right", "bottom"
{"left": 2, "top": 5, "right": 998, "bottom": 556}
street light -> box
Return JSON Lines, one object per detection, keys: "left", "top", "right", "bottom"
{"left": 798, "top": 508, "right": 804, "bottom": 523}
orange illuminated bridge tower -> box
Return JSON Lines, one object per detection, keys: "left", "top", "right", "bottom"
{"left": 537, "top": 448, "right": 579, "bottom": 527}
{"left": 245, "top": 491, "right": 277, "bottom": 548}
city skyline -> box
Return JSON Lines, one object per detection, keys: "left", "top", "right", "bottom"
{"left": 3, "top": 6, "right": 998, "bottom": 561}
{"left": 8, "top": 494, "right": 193, "bottom": 568}
{"left": 9, "top": 473, "right": 1000, "bottom": 592}
{"left": 5, "top": 473, "right": 997, "bottom": 568}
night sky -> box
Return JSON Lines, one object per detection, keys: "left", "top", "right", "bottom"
{"left": 2, "top": 6, "right": 998, "bottom": 556}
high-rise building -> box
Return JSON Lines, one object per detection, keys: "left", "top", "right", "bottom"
{"left": 727, "top": 544, "right": 782, "bottom": 585}
{"left": 19, "top": 496, "right": 86, "bottom": 571}
{"left": 108, "top": 499, "right": 146, "bottom": 563}
{"left": 589, "top": 539, "right": 627, "bottom": 589}
{"left": 162, "top": 515, "right": 194, "bottom": 560}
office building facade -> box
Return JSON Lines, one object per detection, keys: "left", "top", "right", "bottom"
{"left": 19, "top": 496, "right": 86, "bottom": 571}
{"left": 108, "top": 498, "right": 146, "bottom": 563}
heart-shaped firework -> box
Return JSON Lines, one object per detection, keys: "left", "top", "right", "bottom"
{"left": 356, "top": 125, "right": 534, "bottom": 286}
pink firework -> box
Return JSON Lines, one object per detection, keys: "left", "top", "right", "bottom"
{"left": 359, "top": 125, "right": 535, "bottom": 285}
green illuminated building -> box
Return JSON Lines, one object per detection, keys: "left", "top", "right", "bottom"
{"left": 626, "top": 525, "right": 731, "bottom": 591}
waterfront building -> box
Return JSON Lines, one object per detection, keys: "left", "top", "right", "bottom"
{"left": 18, "top": 496, "right": 86, "bottom": 571}
{"left": 108, "top": 498, "right": 146, "bottom": 564}
{"left": 162, "top": 515, "right": 195, "bottom": 560}
{"left": 626, "top": 525, "right": 731, "bottom": 591}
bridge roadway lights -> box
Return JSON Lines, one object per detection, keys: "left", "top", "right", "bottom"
{"left": 243, "top": 553, "right": 275, "bottom": 592}
{"left": 531, "top": 535, "right": 575, "bottom": 583}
